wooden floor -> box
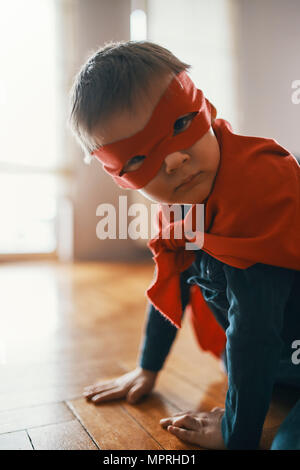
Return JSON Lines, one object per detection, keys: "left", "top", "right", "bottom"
{"left": 0, "top": 260, "right": 298, "bottom": 450}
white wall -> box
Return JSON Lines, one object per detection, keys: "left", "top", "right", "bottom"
{"left": 147, "top": 0, "right": 241, "bottom": 129}
{"left": 234, "top": 0, "right": 300, "bottom": 155}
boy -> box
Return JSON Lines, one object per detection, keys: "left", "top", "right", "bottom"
{"left": 69, "top": 40, "right": 300, "bottom": 450}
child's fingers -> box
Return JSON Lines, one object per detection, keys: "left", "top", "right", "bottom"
{"left": 160, "top": 417, "right": 172, "bottom": 428}
{"left": 84, "top": 386, "right": 115, "bottom": 400}
{"left": 84, "top": 380, "right": 115, "bottom": 392}
{"left": 84, "top": 385, "right": 112, "bottom": 396}
{"left": 83, "top": 382, "right": 116, "bottom": 398}
{"left": 126, "top": 382, "right": 147, "bottom": 404}
{"left": 167, "top": 426, "right": 199, "bottom": 445}
{"left": 160, "top": 415, "right": 195, "bottom": 429}
{"left": 173, "top": 415, "right": 199, "bottom": 430}
{"left": 90, "top": 387, "right": 125, "bottom": 403}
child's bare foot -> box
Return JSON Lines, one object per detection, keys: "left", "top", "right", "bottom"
{"left": 160, "top": 407, "right": 226, "bottom": 449}
{"left": 83, "top": 367, "right": 158, "bottom": 404}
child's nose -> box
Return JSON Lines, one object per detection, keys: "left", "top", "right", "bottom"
{"left": 164, "top": 151, "right": 190, "bottom": 174}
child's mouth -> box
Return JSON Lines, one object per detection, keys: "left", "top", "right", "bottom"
{"left": 175, "top": 170, "right": 203, "bottom": 191}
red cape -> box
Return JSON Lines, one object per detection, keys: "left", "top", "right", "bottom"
{"left": 147, "top": 119, "right": 300, "bottom": 358}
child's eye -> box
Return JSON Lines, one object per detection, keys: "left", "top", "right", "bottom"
{"left": 173, "top": 112, "right": 198, "bottom": 135}
{"left": 120, "top": 155, "right": 146, "bottom": 175}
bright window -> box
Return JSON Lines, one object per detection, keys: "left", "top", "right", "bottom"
{"left": 130, "top": 8, "right": 147, "bottom": 40}
{"left": 0, "top": 0, "right": 61, "bottom": 254}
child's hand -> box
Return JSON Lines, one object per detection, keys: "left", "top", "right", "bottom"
{"left": 160, "top": 407, "right": 226, "bottom": 450}
{"left": 83, "top": 367, "right": 158, "bottom": 405}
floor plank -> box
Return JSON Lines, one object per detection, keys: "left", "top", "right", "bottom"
{"left": 67, "top": 398, "right": 162, "bottom": 450}
{"left": 0, "top": 360, "right": 127, "bottom": 412}
{"left": 0, "top": 430, "right": 32, "bottom": 450}
{"left": 27, "top": 420, "right": 98, "bottom": 450}
{"left": 0, "top": 402, "right": 74, "bottom": 435}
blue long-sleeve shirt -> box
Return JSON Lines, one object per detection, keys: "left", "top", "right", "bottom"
{"left": 138, "top": 249, "right": 300, "bottom": 449}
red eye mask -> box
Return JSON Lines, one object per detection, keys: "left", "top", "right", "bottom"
{"left": 92, "top": 71, "right": 216, "bottom": 189}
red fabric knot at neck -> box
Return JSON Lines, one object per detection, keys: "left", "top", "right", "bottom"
{"left": 146, "top": 215, "right": 197, "bottom": 327}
